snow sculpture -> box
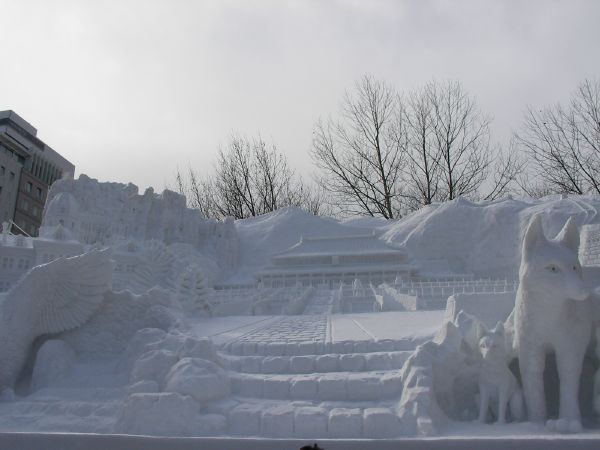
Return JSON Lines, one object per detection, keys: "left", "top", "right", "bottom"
{"left": 476, "top": 321, "right": 523, "bottom": 424}
{"left": 514, "top": 215, "right": 591, "bottom": 432}
{"left": 130, "top": 241, "right": 176, "bottom": 294}
{"left": 42, "top": 175, "right": 240, "bottom": 273}
{"left": 0, "top": 249, "right": 113, "bottom": 392}
{"left": 176, "top": 265, "right": 212, "bottom": 316}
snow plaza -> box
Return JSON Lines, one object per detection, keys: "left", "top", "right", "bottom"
{"left": 2, "top": 175, "right": 600, "bottom": 448}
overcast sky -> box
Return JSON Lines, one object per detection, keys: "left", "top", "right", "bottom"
{"left": 1, "top": 0, "right": 599, "bottom": 192}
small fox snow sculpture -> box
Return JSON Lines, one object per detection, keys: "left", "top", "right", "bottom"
{"left": 514, "top": 215, "right": 591, "bottom": 432}
{"left": 477, "top": 321, "right": 524, "bottom": 424}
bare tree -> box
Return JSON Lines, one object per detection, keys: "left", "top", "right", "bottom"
{"left": 176, "top": 134, "right": 328, "bottom": 219}
{"left": 483, "top": 140, "right": 524, "bottom": 201}
{"left": 311, "top": 75, "right": 406, "bottom": 218}
{"left": 515, "top": 79, "right": 600, "bottom": 196}
{"left": 402, "top": 85, "right": 442, "bottom": 210}
{"left": 426, "top": 80, "right": 494, "bottom": 201}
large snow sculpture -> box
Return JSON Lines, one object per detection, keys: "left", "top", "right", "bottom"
{"left": 514, "top": 215, "right": 592, "bottom": 432}
{"left": 0, "top": 249, "right": 113, "bottom": 392}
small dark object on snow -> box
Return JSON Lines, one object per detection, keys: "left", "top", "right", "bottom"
{"left": 300, "top": 444, "right": 324, "bottom": 450}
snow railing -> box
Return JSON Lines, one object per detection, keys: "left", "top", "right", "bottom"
{"left": 375, "top": 284, "right": 417, "bottom": 311}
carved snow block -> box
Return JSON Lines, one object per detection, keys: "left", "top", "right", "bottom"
{"left": 290, "top": 356, "right": 314, "bottom": 373}
{"left": 328, "top": 408, "right": 363, "bottom": 438}
{"left": 363, "top": 407, "right": 400, "bottom": 438}
{"left": 315, "top": 354, "right": 338, "bottom": 372}
{"left": 346, "top": 374, "right": 382, "bottom": 401}
{"left": 264, "top": 375, "right": 290, "bottom": 399}
{"left": 297, "top": 341, "right": 316, "bottom": 355}
{"left": 339, "top": 354, "right": 365, "bottom": 372}
{"left": 241, "top": 356, "right": 262, "bottom": 373}
{"left": 232, "top": 375, "right": 264, "bottom": 397}
{"left": 294, "top": 406, "right": 328, "bottom": 438}
{"left": 365, "top": 352, "right": 391, "bottom": 371}
{"left": 229, "top": 403, "right": 262, "bottom": 436}
{"left": 318, "top": 374, "right": 347, "bottom": 401}
{"left": 261, "top": 404, "right": 295, "bottom": 437}
{"left": 265, "top": 342, "right": 286, "bottom": 356}
{"left": 261, "top": 356, "right": 289, "bottom": 374}
{"left": 290, "top": 376, "right": 318, "bottom": 399}
{"left": 380, "top": 372, "right": 403, "bottom": 397}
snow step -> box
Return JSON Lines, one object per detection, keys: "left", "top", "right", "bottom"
{"left": 230, "top": 370, "right": 402, "bottom": 401}
{"left": 221, "top": 338, "right": 420, "bottom": 356}
{"left": 227, "top": 402, "right": 405, "bottom": 438}
{"left": 220, "top": 350, "right": 411, "bottom": 374}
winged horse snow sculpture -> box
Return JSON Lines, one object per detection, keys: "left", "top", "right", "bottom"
{"left": 0, "top": 249, "right": 114, "bottom": 392}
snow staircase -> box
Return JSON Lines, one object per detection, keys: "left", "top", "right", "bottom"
{"left": 216, "top": 316, "right": 426, "bottom": 438}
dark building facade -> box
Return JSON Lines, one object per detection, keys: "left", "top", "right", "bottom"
{"left": 0, "top": 110, "right": 74, "bottom": 236}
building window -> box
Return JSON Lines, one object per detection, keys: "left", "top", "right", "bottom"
{"left": 32, "top": 206, "right": 39, "bottom": 217}
{"left": 25, "top": 181, "right": 32, "bottom": 193}
{"left": 0, "top": 166, "right": 5, "bottom": 175}
{"left": 10, "top": 172, "right": 15, "bottom": 180}
{"left": 36, "top": 187, "right": 43, "bottom": 198}
{"left": 22, "top": 200, "right": 29, "bottom": 211}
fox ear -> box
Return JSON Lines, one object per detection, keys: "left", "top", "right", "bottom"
{"left": 555, "top": 216, "right": 579, "bottom": 253}
{"left": 523, "top": 214, "right": 546, "bottom": 256}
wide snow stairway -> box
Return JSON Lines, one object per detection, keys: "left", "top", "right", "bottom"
{"left": 216, "top": 315, "right": 425, "bottom": 438}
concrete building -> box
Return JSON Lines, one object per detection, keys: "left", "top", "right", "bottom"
{"left": 0, "top": 110, "right": 74, "bottom": 236}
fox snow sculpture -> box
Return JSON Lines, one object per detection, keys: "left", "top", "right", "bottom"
{"left": 514, "top": 215, "right": 591, "bottom": 432}
{"left": 477, "top": 321, "right": 524, "bottom": 424}
{"left": 0, "top": 249, "right": 113, "bottom": 394}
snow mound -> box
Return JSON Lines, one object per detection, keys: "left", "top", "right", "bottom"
{"left": 382, "top": 195, "right": 600, "bottom": 277}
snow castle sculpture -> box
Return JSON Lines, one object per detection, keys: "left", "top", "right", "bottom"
{"left": 42, "top": 174, "right": 239, "bottom": 273}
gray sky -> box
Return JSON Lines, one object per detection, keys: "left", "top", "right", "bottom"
{"left": 1, "top": 0, "right": 599, "bottom": 192}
